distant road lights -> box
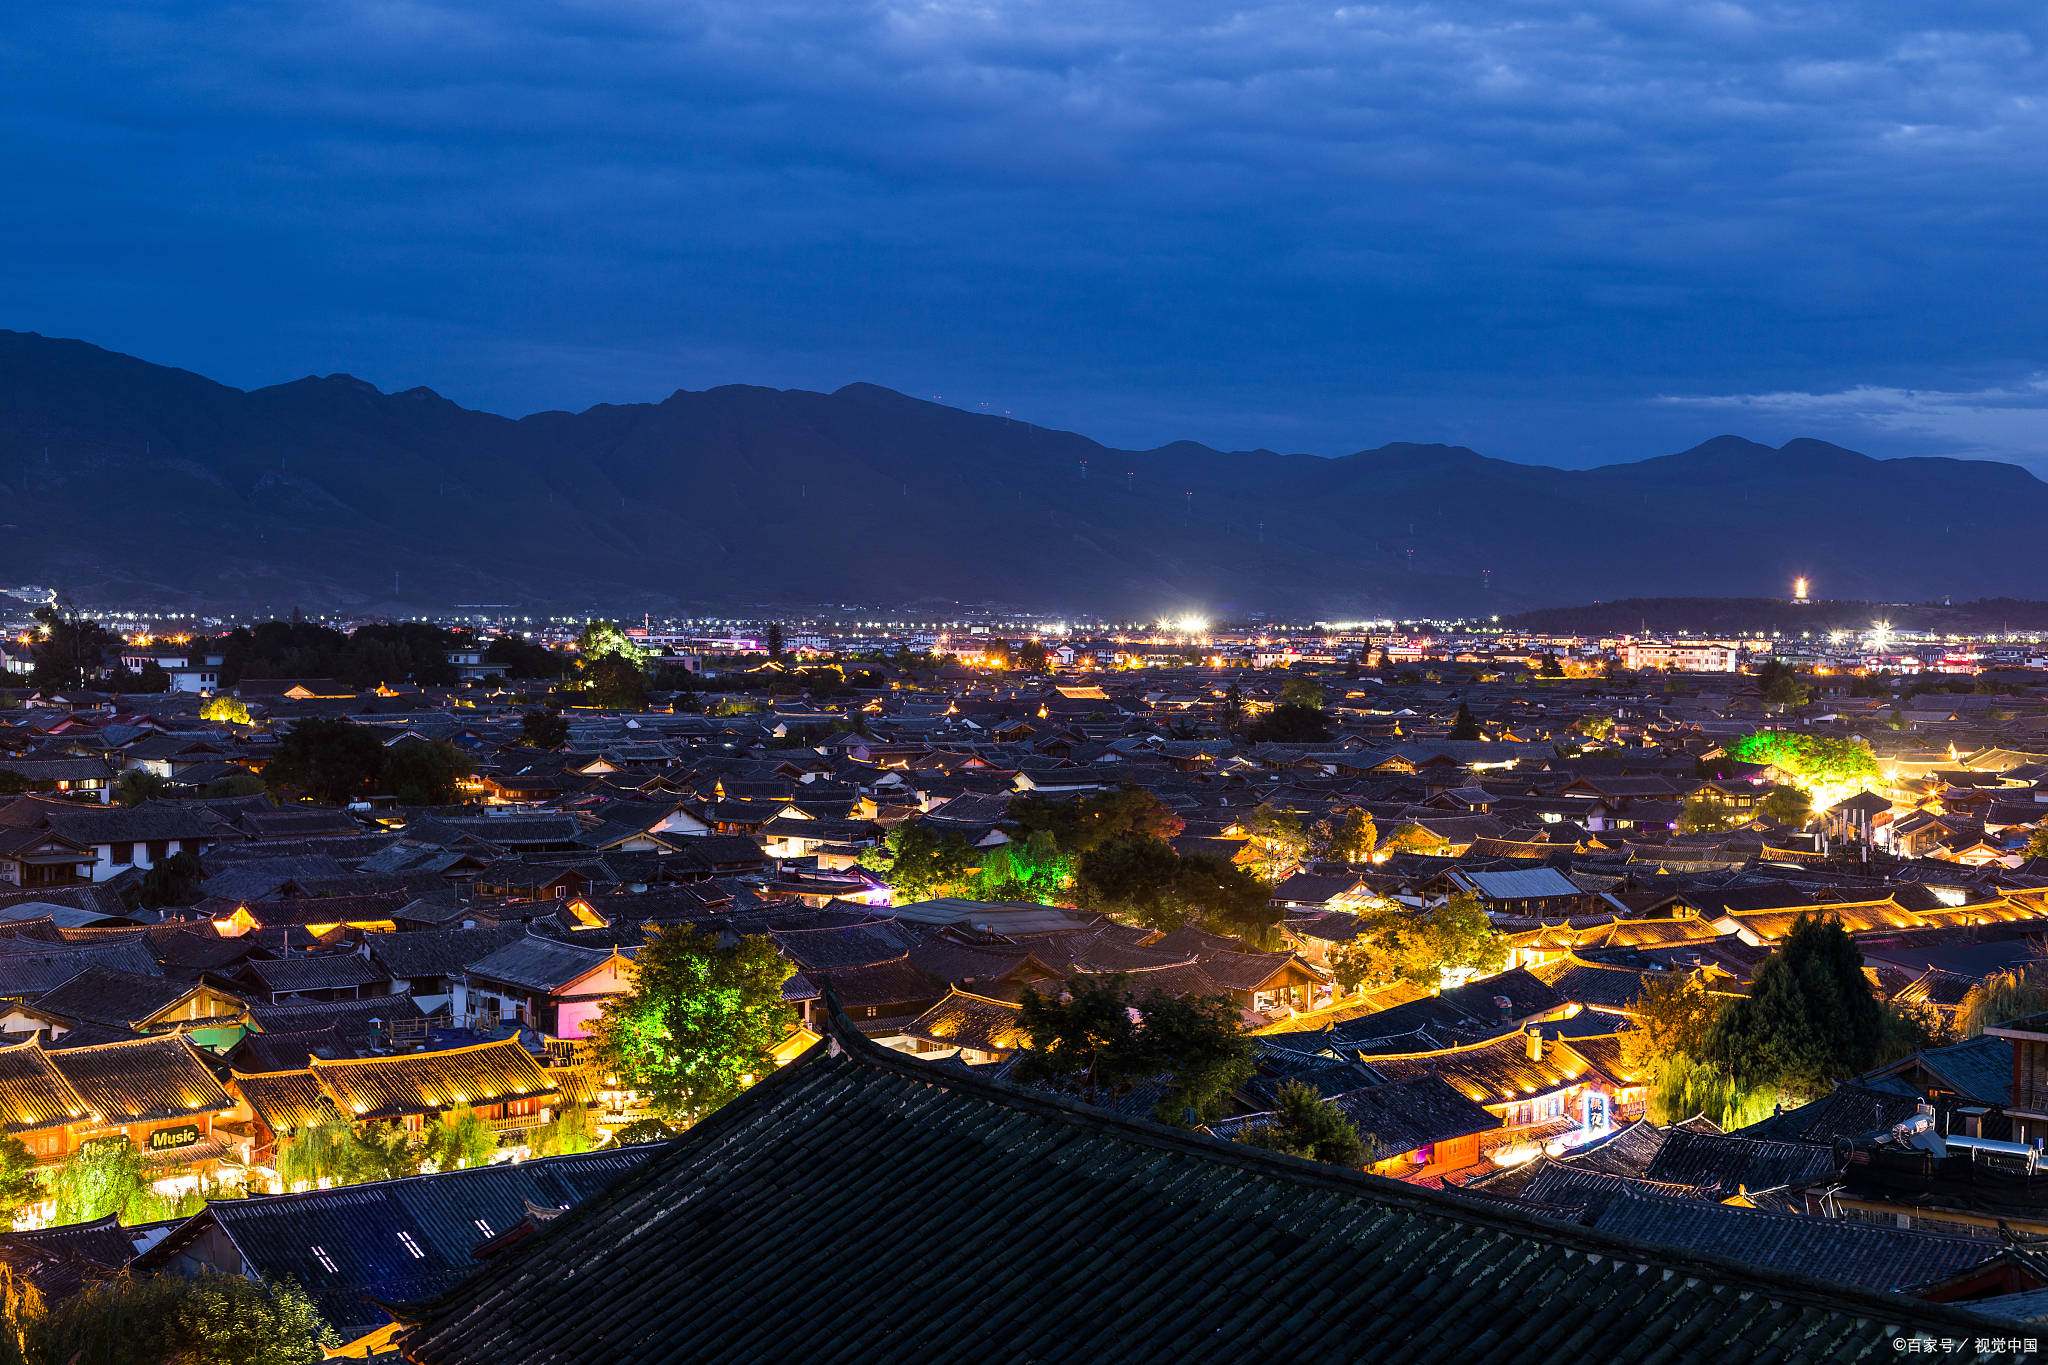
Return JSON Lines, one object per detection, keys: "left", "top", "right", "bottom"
{"left": 1174, "top": 614, "right": 1209, "bottom": 635}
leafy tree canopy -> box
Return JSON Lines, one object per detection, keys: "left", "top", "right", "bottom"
{"left": 590, "top": 924, "right": 795, "bottom": 1123}
{"left": 1013, "top": 975, "right": 1253, "bottom": 1126}
{"left": 520, "top": 708, "right": 571, "bottom": 750}
{"left": 1244, "top": 702, "right": 1330, "bottom": 745}
{"left": 263, "top": 717, "right": 390, "bottom": 805}
{"left": 1235, "top": 1080, "right": 1369, "bottom": 1166}
{"left": 1704, "top": 912, "right": 1885, "bottom": 1094}
{"left": 28, "top": 1269, "right": 333, "bottom": 1365}
{"left": 1726, "top": 731, "right": 1880, "bottom": 805}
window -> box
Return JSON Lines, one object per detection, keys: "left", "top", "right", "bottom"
{"left": 474, "top": 1218, "right": 493, "bottom": 1236}
{"left": 110, "top": 843, "right": 133, "bottom": 866}
{"left": 397, "top": 1232, "right": 425, "bottom": 1259}
{"left": 311, "top": 1246, "right": 338, "bottom": 1273}
{"left": 146, "top": 840, "right": 169, "bottom": 862}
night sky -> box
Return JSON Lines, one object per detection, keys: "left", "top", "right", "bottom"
{"left": 5, "top": 2, "right": 2046, "bottom": 470}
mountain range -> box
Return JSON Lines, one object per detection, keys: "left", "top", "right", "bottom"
{"left": 1, "top": 329, "right": 2040, "bottom": 618}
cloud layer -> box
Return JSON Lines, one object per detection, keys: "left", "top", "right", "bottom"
{"left": 3, "top": 1, "right": 2046, "bottom": 465}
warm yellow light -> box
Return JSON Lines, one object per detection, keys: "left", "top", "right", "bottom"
{"left": 1173, "top": 615, "right": 1208, "bottom": 634}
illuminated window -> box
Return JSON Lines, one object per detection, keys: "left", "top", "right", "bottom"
{"left": 474, "top": 1219, "right": 492, "bottom": 1236}
{"left": 311, "top": 1246, "right": 338, "bottom": 1273}
{"left": 397, "top": 1232, "right": 424, "bottom": 1259}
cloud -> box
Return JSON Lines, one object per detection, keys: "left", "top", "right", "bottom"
{"left": 1, "top": 0, "right": 2047, "bottom": 462}
{"left": 1659, "top": 376, "right": 2048, "bottom": 468}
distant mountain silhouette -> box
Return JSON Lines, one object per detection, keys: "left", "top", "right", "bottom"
{"left": 1, "top": 329, "right": 2040, "bottom": 616}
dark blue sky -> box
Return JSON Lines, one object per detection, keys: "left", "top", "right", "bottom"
{"left": 5, "top": 2, "right": 2046, "bottom": 469}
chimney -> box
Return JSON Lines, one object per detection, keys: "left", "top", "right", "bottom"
{"left": 1525, "top": 1026, "right": 1544, "bottom": 1061}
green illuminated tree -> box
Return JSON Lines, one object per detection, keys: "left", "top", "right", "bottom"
{"left": 590, "top": 924, "right": 795, "bottom": 1124}
{"left": 1726, "top": 731, "right": 1879, "bottom": 800}
{"left": 28, "top": 1270, "right": 333, "bottom": 1365}
{"left": 858, "top": 822, "right": 977, "bottom": 902}
{"left": 970, "top": 830, "right": 1072, "bottom": 903}
{"left": 0, "top": 1136, "right": 37, "bottom": 1228}
{"left": 575, "top": 619, "right": 652, "bottom": 667}
{"left": 46, "top": 1141, "right": 148, "bottom": 1225}
{"left": 1620, "top": 973, "right": 1730, "bottom": 1078}
{"left": 1235, "top": 1080, "right": 1369, "bottom": 1166}
{"left": 425, "top": 1104, "right": 498, "bottom": 1171}
{"left": 1329, "top": 896, "right": 1502, "bottom": 992}
{"left": 1279, "top": 674, "right": 1323, "bottom": 710}
{"left": 529, "top": 1104, "right": 599, "bottom": 1157}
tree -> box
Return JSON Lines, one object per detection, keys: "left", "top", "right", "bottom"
{"left": 1328, "top": 896, "right": 1502, "bottom": 992}
{"left": 275, "top": 1117, "right": 358, "bottom": 1191}
{"left": 425, "top": 1104, "right": 498, "bottom": 1171}
{"left": 1538, "top": 652, "right": 1564, "bottom": 678}
{"left": 383, "top": 737, "right": 471, "bottom": 806}
{"left": 1239, "top": 803, "right": 1311, "bottom": 881}
{"left": 1676, "top": 794, "right": 1733, "bottom": 833}
{"left": 1447, "top": 701, "right": 1481, "bottom": 741}
{"left": 1173, "top": 851, "right": 1280, "bottom": 946}
{"left": 1008, "top": 788, "right": 1183, "bottom": 854}
{"left": 484, "top": 632, "right": 563, "bottom": 679}
{"left": 858, "top": 822, "right": 977, "bottom": 903}
{"left": 1959, "top": 965, "right": 2048, "bottom": 1037}
{"left": 28, "top": 1270, "right": 334, "bottom": 1365}
{"left": 529, "top": 1104, "right": 599, "bottom": 1158}
{"left": 27, "top": 605, "right": 118, "bottom": 691}
{"left": 1244, "top": 703, "right": 1329, "bottom": 744}
{"left": 583, "top": 655, "right": 649, "bottom": 710}
{"left": 264, "top": 717, "right": 386, "bottom": 805}
{"left": 1704, "top": 912, "right": 1884, "bottom": 1095}
{"left": 1279, "top": 674, "right": 1323, "bottom": 710}
{"left": 1378, "top": 822, "right": 1448, "bottom": 856}
{"left": 1138, "top": 990, "right": 1256, "bottom": 1126}
{"left": 766, "top": 622, "right": 786, "bottom": 660}
{"left": 1321, "top": 808, "right": 1378, "bottom": 863}
{"left": 1221, "top": 681, "right": 1245, "bottom": 735}
{"left": 590, "top": 924, "right": 795, "bottom": 1124}
{"left": 521, "top": 708, "right": 571, "bottom": 750}
{"left": 969, "top": 830, "right": 1072, "bottom": 904}
{"left": 1018, "top": 639, "right": 1049, "bottom": 672}
{"left": 0, "top": 1136, "right": 37, "bottom": 1228}
{"left": 342, "top": 1123, "right": 423, "bottom": 1184}
{"left": 200, "top": 695, "right": 252, "bottom": 724}
{"left": 46, "top": 1140, "right": 149, "bottom": 1225}
{"left": 1726, "top": 731, "right": 1880, "bottom": 805}
{"left": 1755, "top": 658, "right": 1811, "bottom": 710}
{"left": 1072, "top": 836, "right": 1186, "bottom": 929}
{"left": 114, "top": 771, "right": 172, "bottom": 807}
{"left": 574, "top": 619, "right": 652, "bottom": 667}
{"left": 1013, "top": 975, "right": 1252, "bottom": 1126}
{"left": 1235, "top": 1080, "right": 1368, "bottom": 1165}
{"left": 1620, "top": 973, "right": 1730, "bottom": 1078}
{"left": 1576, "top": 714, "right": 1615, "bottom": 741}
{"left": 135, "top": 849, "right": 205, "bottom": 910}
{"left": 1757, "top": 785, "right": 1812, "bottom": 828}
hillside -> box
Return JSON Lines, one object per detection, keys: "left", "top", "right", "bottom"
{"left": 2, "top": 330, "right": 2044, "bottom": 616}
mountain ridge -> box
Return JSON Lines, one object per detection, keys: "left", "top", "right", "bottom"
{"left": 1, "top": 329, "right": 2041, "bottom": 615}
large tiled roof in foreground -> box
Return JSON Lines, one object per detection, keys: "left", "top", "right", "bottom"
{"left": 397, "top": 1012, "right": 2034, "bottom": 1365}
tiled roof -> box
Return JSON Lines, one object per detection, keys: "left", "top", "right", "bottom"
{"left": 311, "top": 1039, "right": 558, "bottom": 1123}
{"left": 231, "top": 1067, "right": 335, "bottom": 1134}
{"left": 464, "top": 935, "right": 629, "bottom": 994}
{"left": 47, "top": 1034, "right": 234, "bottom": 1126}
{"left": 395, "top": 1011, "right": 2036, "bottom": 1364}
{"left": 1642, "top": 1127, "right": 1837, "bottom": 1197}
{"left": 134, "top": 1145, "right": 660, "bottom": 1335}
{"left": 0, "top": 1040, "right": 89, "bottom": 1134}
